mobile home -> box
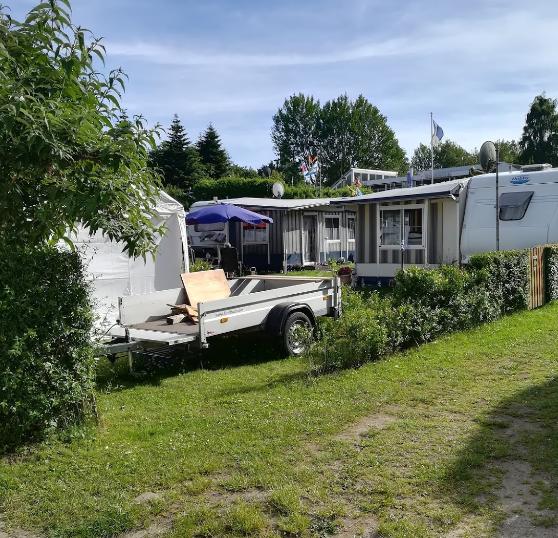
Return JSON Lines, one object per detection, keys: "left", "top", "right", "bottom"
{"left": 188, "top": 198, "right": 356, "bottom": 272}
{"left": 331, "top": 166, "right": 558, "bottom": 285}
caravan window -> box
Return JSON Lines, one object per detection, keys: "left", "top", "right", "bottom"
{"left": 347, "top": 216, "right": 356, "bottom": 241}
{"left": 194, "top": 222, "right": 225, "bottom": 232}
{"left": 404, "top": 208, "right": 423, "bottom": 245}
{"left": 499, "top": 191, "right": 534, "bottom": 221}
{"left": 243, "top": 222, "right": 268, "bottom": 244}
{"left": 380, "top": 206, "right": 424, "bottom": 248}
{"left": 325, "top": 216, "right": 340, "bottom": 241}
{"left": 380, "top": 209, "right": 401, "bottom": 245}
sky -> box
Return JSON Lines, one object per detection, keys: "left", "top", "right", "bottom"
{"left": 11, "top": 0, "right": 558, "bottom": 168}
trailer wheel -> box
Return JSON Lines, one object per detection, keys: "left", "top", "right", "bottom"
{"left": 282, "top": 311, "right": 314, "bottom": 356}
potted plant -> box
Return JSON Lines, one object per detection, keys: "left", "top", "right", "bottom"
{"left": 337, "top": 265, "right": 352, "bottom": 285}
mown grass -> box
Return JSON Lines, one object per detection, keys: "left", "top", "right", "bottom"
{"left": 1, "top": 304, "right": 558, "bottom": 537}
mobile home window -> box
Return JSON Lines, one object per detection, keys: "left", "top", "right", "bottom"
{"left": 194, "top": 222, "right": 225, "bottom": 232}
{"left": 499, "top": 191, "right": 534, "bottom": 221}
{"left": 325, "top": 216, "right": 340, "bottom": 241}
{"left": 404, "top": 208, "right": 423, "bottom": 246}
{"left": 380, "top": 209, "right": 401, "bottom": 246}
{"left": 380, "top": 207, "right": 424, "bottom": 247}
{"left": 242, "top": 223, "right": 268, "bottom": 244}
{"left": 347, "top": 216, "right": 356, "bottom": 241}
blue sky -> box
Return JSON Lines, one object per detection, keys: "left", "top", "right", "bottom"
{"left": 12, "top": 0, "right": 558, "bottom": 168}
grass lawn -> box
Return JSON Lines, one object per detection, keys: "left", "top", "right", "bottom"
{"left": 1, "top": 304, "right": 558, "bottom": 537}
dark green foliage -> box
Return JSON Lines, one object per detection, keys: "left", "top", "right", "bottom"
{"left": 308, "top": 250, "right": 532, "bottom": 373}
{"left": 319, "top": 94, "right": 408, "bottom": 181}
{"left": 149, "top": 115, "right": 205, "bottom": 194}
{"left": 197, "top": 124, "right": 230, "bottom": 179}
{"left": 0, "top": 245, "right": 96, "bottom": 452}
{"left": 272, "top": 93, "right": 407, "bottom": 185}
{"left": 411, "top": 140, "right": 477, "bottom": 172}
{"left": 520, "top": 94, "right": 558, "bottom": 166}
{"left": 272, "top": 94, "right": 321, "bottom": 184}
{"left": 0, "top": 1, "right": 162, "bottom": 257}
{"left": 191, "top": 176, "right": 359, "bottom": 201}
{"left": 468, "top": 250, "right": 529, "bottom": 313}
{"left": 227, "top": 164, "right": 260, "bottom": 178}
{"left": 193, "top": 177, "right": 277, "bottom": 200}
{"left": 544, "top": 245, "right": 558, "bottom": 301}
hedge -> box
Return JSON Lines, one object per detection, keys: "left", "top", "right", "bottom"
{"left": 544, "top": 245, "right": 558, "bottom": 302}
{"left": 191, "top": 176, "right": 365, "bottom": 203}
{"left": 0, "top": 244, "right": 96, "bottom": 452}
{"left": 307, "top": 247, "right": 556, "bottom": 373}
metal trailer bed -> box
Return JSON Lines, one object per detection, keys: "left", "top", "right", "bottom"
{"left": 103, "top": 275, "right": 341, "bottom": 364}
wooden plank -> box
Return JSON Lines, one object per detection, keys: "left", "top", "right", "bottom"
{"left": 181, "top": 269, "right": 230, "bottom": 308}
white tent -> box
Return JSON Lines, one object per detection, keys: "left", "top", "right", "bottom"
{"left": 72, "top": 191, "right": 189, "bottom": 331}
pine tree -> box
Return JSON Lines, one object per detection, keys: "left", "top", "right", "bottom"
{"left": 149, "top": 115, "right": 204, "bottom": 192}
{"left": 197, "top": 124, "right": 230, "bottom": 179}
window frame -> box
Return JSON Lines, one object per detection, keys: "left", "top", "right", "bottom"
{"left": 499, "top": 191, "right": 534, "bottom": 221}
{"left": 324, "top": 214, "right": 341, "bottom": 243}
{"left": 379, "top": 203, "right": 425, "bottom": 250}
{"left": 347, "top": 215, "right": 356, "bottom": 243}
{"left": 241, "top": 222, "right": 269, "bottom": 245}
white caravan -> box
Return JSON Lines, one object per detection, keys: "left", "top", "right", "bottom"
{"left": 331, "top": 165, "right": 558, "bottom": 283}
{"left": 460, "top": 166, "right": 558, "bottom": 258}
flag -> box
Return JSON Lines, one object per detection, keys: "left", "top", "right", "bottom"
{"left": 432, "top": 120, "right": 444, "bottom": 147}
{"left": 301, "top": 155, "right": 318, "bottom": 183}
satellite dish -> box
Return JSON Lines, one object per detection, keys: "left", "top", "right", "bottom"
{"left": 480, "top": 141, "right": 497, "bottom": 172}
{"left": 272, "top": 182, "right": 285, "bottom": 198}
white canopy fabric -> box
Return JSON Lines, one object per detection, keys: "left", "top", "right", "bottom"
{"left": 71, "top": 191, "right": 189, "bottom": 332}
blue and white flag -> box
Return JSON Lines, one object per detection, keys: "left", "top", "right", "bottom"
{"left": 432, "top": 120, "right": 444, "bottom": 147}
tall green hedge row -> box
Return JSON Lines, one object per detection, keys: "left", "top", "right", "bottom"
{"left": 0, "top": 245, "right": 96, "bottom": 452}
{"left": 308, "top": 247, "right": 555, "bottom": 373}
{"left": 544, "top": 245, "right": 558, "bottom": 302}
{"left": 191, "top": 176, "right": 359, "bottom": 203}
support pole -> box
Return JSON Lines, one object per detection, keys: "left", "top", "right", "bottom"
{"left": 430, "top": 112, "right": 434, "bottom": 184}
{"left": 495, "top": 144, "right": 500, "bottom": 251}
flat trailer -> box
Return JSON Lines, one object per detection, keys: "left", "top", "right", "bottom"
{"left": 103, "top": 275, "right": 341, "bottom": 365}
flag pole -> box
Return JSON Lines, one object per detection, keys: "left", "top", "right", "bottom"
{"left": 430, "top": 112, "right": 434, "bottom": 184}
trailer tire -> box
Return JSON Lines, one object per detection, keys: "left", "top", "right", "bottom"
{"left": 281, "top": 311, "right": 313, "bottom": 356}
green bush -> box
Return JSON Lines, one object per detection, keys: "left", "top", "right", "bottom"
{"left": 191, "top": 176, "right": 368, "bottom": 203}
{"left": 468, "top": 250, "right": 529, "bottom": 313}
{"left": 306, "top": 249, "right": 533, "bottom": 374}
{"left": 544, "top": 245, "right": 558, "bottom": 302}
{"left": 190, "top": 259, "right": 214, "bottom": 272}
{"left": 307, "top": 290, "right": 388, "bottom": 372}
{"left": 0, "top": 244, "right": 96, "bottom": 452}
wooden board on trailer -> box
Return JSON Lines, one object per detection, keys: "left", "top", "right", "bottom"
{"left": 181, "top": 269, "right": 230, "bottom": 308}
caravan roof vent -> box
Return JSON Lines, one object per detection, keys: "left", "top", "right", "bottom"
{"left": 520, "top": 163, "right": 552, "bottom": 172}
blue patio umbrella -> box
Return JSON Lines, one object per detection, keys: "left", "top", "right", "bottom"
{"left": 186, "top": 204, "right": 273, "bottom": 225}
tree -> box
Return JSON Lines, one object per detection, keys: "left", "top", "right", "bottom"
{"left": 319, "top": 94, "right": 407, "bottom": 182}
{"left": 0, "top": 0, "right": 162, "bottom": 257}
{"left": 227, "top": 164, "right": 260, "bottom": 178}
{"left": 411, "top": 140, "right": 476, "bottom": 172}
{"left": 196, "top": 124, "right": 230, "bottom": 179}
{"left": 271, "top": 94, "right": 321, "bottom": 183}
{"left": 520, "top": 94, "right": 558, "bottom": 166}
{"left": 149, "top": 115, "right": 204, "bottom": 192}
{"left": 496, "top": 139, "right": 521, "bottom": 164}
{"left": 272, "top": 93, "right": 407, "bottom": 185}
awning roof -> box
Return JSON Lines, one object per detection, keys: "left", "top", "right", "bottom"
{"left": 330, "top": 178, "right": 469, "bottom": 205}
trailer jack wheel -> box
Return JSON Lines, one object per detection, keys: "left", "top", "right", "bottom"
{"left": 282, "top": 311, "right": 313, "bottom": 356}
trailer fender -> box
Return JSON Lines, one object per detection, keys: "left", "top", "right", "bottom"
{"left": 265, "top": 303, "right": 316, "bottom": 337}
